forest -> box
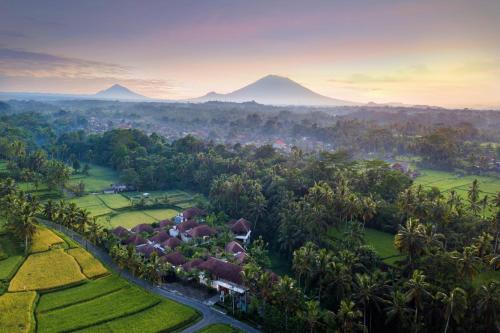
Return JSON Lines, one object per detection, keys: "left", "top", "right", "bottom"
{"left": 0, "top": 107, "right": 499, "bottom": 332}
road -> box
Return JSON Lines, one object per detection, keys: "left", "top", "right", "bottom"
{"left": 40, "top": 220, "right": 260, "bottom": 333}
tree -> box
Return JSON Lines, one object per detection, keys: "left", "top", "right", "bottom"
{"left": 336, "top": 299, "right": 365, "bottom": 333}
{"left": 451, "top": 246, "right": 481, "bottom": 281}
{"left": 272, "top": 276, "right": 302, "bottom": 330}
{"left": 353, "top": 273, "right": 385, "bottom": 331}
{"left": 404, "top": 270, "right": 432, "bottom": 332}
{"left": 475, "top": 281, "right": 499, "bottom": 332}
{"left": 468, "top": 179, "right": 481, "bottom": 216}
{"left": 384, "top": 290, "right": 412, "bottom": 331}
{"left": 249, "top": 236, "right": 271, "bottom": 268}
{"left": 436, "top": 287, "right": 467, "bottom": 333}
{"left": 299, "top": 300, "right": 322, "bottom": 333}
{"left": 395, "top": 218, "right": 425, "bottom": 269}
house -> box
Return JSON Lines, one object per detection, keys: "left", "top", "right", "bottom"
{"left": 182, "top": 207, "right": 207, "bottom": 221}
{"left": 272, "top": 139, "right": 287, "bottom": 150}
{"left": 161, "top": 252, "right": 187, "bottom": 266}
{"left": 149, "top": 231, "right": 170, "bottom": 244}
{"left": 182, "top": 258, "right": 204, "bottom": 273}
{"left": 131, "top": 223, "right": 154, "bottom": 234}
{"left": 123, "top": 235, "right": 147, "bottom": 246}
{"left": 159, "top": 219, "right": 173, "bottom": 228}
{"left": 197, "top": 257, "right": 247, "bottom": 296}
{"left": 229, "top": 218, "right": 252, "bottom": 245}
{"left": 225, "top": 241, "right": 248, "bottom": 265}
{"left": 391, "top": 162, "right": 410, "bottom": 173}
{"left": 162, "top": 237, "right": 181, "bottom": 250}
{"left": 112, "top": 226, "right": 130, "bottom": 239}
{"left": 136, "top": 244, "right": 161, "bottom": 258}
{"left": 183, "top": 225, "right": 216, "bottom": 242}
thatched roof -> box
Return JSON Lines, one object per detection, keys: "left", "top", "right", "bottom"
{"left": 162, "top": 237, "right": 181, "bottom": 249}
{"left": 198, "top": 257, "right": 243, "bottom": 285}
{"left": 131, "top": 223, "right": 154, "bottom": 234}
{"left": 162, "top": 252, "right": 187, "bottom": 266}
{"left": 182, "top": 207, "right": 206, "bottom": 220}
{"left": 225, "top": 241, "right": 245, "bottom": 254}
{"left": 187, "top": 225, "right": 216, "bottom": 238}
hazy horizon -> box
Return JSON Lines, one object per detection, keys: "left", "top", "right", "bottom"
{"left": 1, "top": 0, "right": 499, "bottom": 109}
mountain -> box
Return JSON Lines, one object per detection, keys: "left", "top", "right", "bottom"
{"left": 190, "top": 75, "right": 356, "bottom": 106}
{"left": 94, "top": 84, "right": 149, "bottom": 100}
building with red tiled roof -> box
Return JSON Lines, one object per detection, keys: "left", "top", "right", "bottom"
{"left": 136, "top": 244, "right": 161, "bottom": 258}
{"left": 123, "top": 234, "right": 147, "bottom": 246}
{"left": 229, "top": 218, "right": 252, "bottom": 245}
{"left": 225, "top": 241, "right": 245, "bottom": 254}
{"left": 186, "top": 225, "right": 216, "bottom": 240}
{"left": 177, "top": 220, "right": 199, "bottom": 233}
{"left": 182, "top": 258, "right": 204, "bottom": 272}
{"left": 198, "top": 257, "right": 244, "bottom": 287}
{"left": 112, "top": 226, "right": 130, "bottom": 239}
{"left": 162, "top": 252, "right": 187, "bottom": 266}
{"left": 182, "top": 207, "right": 206, "bottom": 221}
{"left": 162, "top": 237, "right": 181, "bottom": 249}
{"left": 131, "top": 223, "right": 154, "bottom": 234}
{"left": 149, "top": 231, "right": 170, "bottom": 244}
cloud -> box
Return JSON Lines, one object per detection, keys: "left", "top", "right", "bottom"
{"left": 0, "top": 30, "right": 28, "bottom": 39}
{"left": 0, "top": 48, "right": 129, "bottom": 79}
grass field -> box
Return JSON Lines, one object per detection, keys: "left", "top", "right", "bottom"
{"left": 68, "top": 164, "right": 120, "bottom": 193}
{"left": 69, "top": 195, "right": 113, "bottom": 217}
{"left": 98, "top": 193, "right": 131, "bottom": 209}
{"left": 414, "top": 169, "right": 500, "bottom": 197}
{"left": 37, "top": 286, "right": 161, "bottom": 332}
{"left": 0, "top": 291, "right": 37, "bottom": 333}
{"left": 9, "top": 249, "right": 86, "bottom": 292}
{"left": 74, "top": 299, "right": 200, "bottom": 333}
{"left": 197, "top": 324, "right": 243, "bottom": 333}
{"left": 37, "top": 275, "right": 128, "bottom": 313}
{"left": 67, "top": 248, "right": 109, "bottom": 279}
{"left": 328, "top": 226, "right": 403, "bottom": 266}
{"left": 30, "top": 226, "right": 66, "bottom": 253}
{"left": 0, "top": 234, "right": 25, "bottom": 281}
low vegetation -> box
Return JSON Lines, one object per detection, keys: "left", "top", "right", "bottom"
{"left": 0, "top": 291, "right": 37, "bottom": 333}
{"left": 197, "top": 324, "right": 243, "bottom": 333}
{"left": 67, "top": 248, "right": 109, "bottom": 279}
{"left": 9, "top": 249, "right": 86, "bottom": 292}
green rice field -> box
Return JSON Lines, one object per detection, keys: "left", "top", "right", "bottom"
{"left": 197, "top": 324, "right": 243, "bottom": 333}
{"left": 68, "top": 164, "right": 120, "bottom": 193}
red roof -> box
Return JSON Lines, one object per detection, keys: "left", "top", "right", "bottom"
{"left": 182, "top": 207, "right": 206, "bottom": 220}
{"left": 274, "top": 139, "right": 285, "bottom": 145}
{"left": 182, "top": 258, "right": 204, "bottom": 272}
{"left": 124, "top": 235, "right": 147, "bottom": 246}
{"left": 131, "top": 223, "right": 154, "bottom": 234}
{"left": 187, "top": 225, "right": 216, "bottom": 238}
{"left": 162, "top": 237, "right": 181, "bottom": 249}
{"left": 230, "top": 218, "right": 251, "bottom": 235}
{"left": 198, "top": 257, "right": 243, "bottom": 285}
{"left": 178, "top": 220, "right": 199, "bottom": 233}
{"left": 159, "top": 219, "right": 173, "bottom": 228}
{"left": 225, "top": 241, "right": 245, "bottom": 254}
{"left": 136, "top": 244, "right": 159, "bottom": 258}
{"left": 112, "top": 226, "right": 130, "bottom": 238}
{"left": 234, "top": 252, "right": 248, "bottom": 265}
{"left": 149, "top": 231, "right": 170, "bottom": 243}
{"left": 162, "top": 252, "right": 187, "bottom": 266}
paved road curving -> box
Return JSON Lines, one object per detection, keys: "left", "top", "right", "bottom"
{"left": 40, "top": 220, "right": 260, "bottom": 333}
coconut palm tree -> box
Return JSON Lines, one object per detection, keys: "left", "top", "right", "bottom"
{"left": 300, "top": 300, "right": 322, "bottom": 333}
{"left": 452, "top": 246, "right": 481, "bottom": 280}
{"left": 436, "top": 287, "right": 467, "bottom": 333}
{"left": 404, "top": 270, "right": 432, "bottom": 332}
{"left": 353, "top": 273, "right": 385, "bottom": 332}
{"left": 468, "top": 179, "right": 481, "bottom": 216}
{"left": 475, "top": 281, "right": 499, "bottom": 332}
{"left": 272, "top": 276, "right": 302, "bottom": 330}
{"left": 384, "top": 290, "right": 412, "bottom": 332}
{"left": 395, "top": 218, "right": 425, "bottom": 269}
{"left": 336, "top": 299, "right": 365, "bottom": 333}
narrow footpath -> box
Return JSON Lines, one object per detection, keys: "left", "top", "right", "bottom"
{"left": 39, "top": 220, "right": 260, "bottom": 333}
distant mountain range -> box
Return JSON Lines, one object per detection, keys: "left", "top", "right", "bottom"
{"left": 189, "top": 75, "right": 356, "bottom": 106}
{"left": 94, "top": 84, "right": 148, "bottom": 100}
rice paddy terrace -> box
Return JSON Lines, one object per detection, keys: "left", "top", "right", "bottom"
{"left": 0, "top": 225, "right": 200, "bottom": 333}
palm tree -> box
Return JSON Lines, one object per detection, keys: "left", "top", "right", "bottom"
{"left": 404, "top": 270, "right": 432, "bottom": 332}
{"left": 336, "top": 299, "right": 365, "bottom": 333}
{"left": 384, "top": 290, "right": 412, "bottom": 331}
{"left": 272, "top": 276, "right": 302, "bottom": 330}
{"left": 293, "top": 242, "right": 317, "bottom": 291}
{"left": 475, "top": 281, "right": 499, "bottom": 331}
{"left": 359, "top": 196, "right": 377, "bottom": 228}
{"left": 300, "top": 300, "right": 322, "bottom": 333}
{"left": 468, "top": 179, "right": 481, "bottom": 216}
{"left": 418, "top": 223, "right": 444, "bottom": 251}
{"left": 452, "top": 246, "right": 481, "bottom": 280}
{"left": 86, "top": 217, "right": 102, "bottom": 245}
{"left": 43, "top": 199, "right": 56, "bottom": 221}
{"left": 436, "top": 287, "right": 467, "bottom": 333}
{"left": 395, "top": 218, "right": 425, "bottom": 269}
{"left": 353, "top": 273, "right": 385, "bottom": 332}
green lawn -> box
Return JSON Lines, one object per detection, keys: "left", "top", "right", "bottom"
{"left": 99, "top": 211, "right": 157, "bottom": 229}
{"left": 328, "top": 226, "right": 402, "bottom": 266}
{"left": 37, "top": 275, "right": 128, "bottom": 313}
{"left": 69, "top": 195, "right": 113, "bottom": 217}
{"left": 197, "top": 324, "right": 243, "bottom": 333}
{"left": 142, "top": 208, "right": 179, "bottom": 220}
{"left": 68, "top": 164, "right": 120, "bottom": 193}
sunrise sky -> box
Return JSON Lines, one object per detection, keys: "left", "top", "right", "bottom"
{"left": 0, "top": 0, "right": 499, "bottom": 108}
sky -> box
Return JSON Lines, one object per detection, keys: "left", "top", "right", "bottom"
{"left": 0, "top": 0, "right": 499, "bottom": 108}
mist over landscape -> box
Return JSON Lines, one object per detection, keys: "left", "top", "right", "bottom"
{"left": 0, "top": 1, "right": 499, "bottom": 333}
